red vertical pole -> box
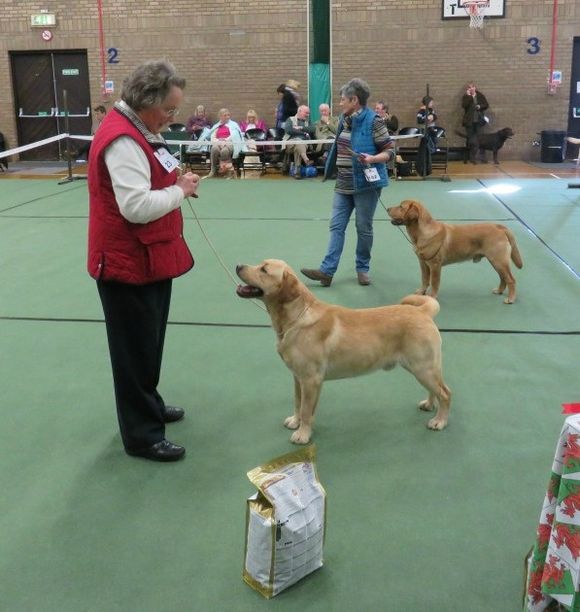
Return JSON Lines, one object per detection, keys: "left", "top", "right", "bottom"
{"left": 548, "top": 0, "right": 558, "bottom": 92}
{"left": 97, "top": 0, "right": 107, "bottom": 98}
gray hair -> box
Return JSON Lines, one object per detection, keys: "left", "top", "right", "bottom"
{"left": 121, "top": 59, "right": 186, "bottom": 111}
{"left": 340, "top": 78, "right": 371, "bottom": 106}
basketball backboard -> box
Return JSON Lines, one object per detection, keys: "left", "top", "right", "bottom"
{"left": 442, "top": 0, "right": 506, "bottom": 20}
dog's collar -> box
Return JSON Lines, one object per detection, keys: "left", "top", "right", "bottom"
{"left": 414, "top": 227, "right": 446, "bottom": 261}
{"left": 277, "top": 301, "right": 313, "bottom": 342}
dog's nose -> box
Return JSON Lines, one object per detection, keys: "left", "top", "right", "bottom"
{"left": 236, "top": 264, "right": 244, "bottom": 274}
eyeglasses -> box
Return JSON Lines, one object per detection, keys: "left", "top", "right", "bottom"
{"left": 162, "top": 107, "right": 180, "bottom": 117}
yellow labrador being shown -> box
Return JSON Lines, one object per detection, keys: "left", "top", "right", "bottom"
{"left": 235, "top": 259, "right": 451, "bottom": 444}
{"left": 387, "top": 199, "right": 523, "bottom": 304}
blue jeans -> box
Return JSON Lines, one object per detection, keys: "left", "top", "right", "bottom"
{"left": 320, "top": 189, "right": 381, "bottom": 276}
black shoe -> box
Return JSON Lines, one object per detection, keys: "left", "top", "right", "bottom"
{"left": 126, "top": 439, "right": 186, "bottom": 462}
{"left": 163, "top": 405, "right": 184, "bottom": 423}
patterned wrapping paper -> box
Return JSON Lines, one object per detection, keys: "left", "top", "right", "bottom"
{"left": 526, "top": 416, "right": 580, "bottom": 611}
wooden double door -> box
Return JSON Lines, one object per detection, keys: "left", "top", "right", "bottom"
{"left": 10, "top": 50, "right": 92, "bottom": 161}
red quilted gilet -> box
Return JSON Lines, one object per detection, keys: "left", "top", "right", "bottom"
{"left": 87, "top": 108, "right": 194, "bottom": 284}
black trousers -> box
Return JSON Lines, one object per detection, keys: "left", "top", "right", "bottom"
{"left": 97, "top": 278, "right": 172, "bottom": 451}
{"left": 465, "top": 123, "right": 481, "bottom": 162}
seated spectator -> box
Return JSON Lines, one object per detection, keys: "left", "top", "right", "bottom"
{"left": 203, "top": 108, "right": 245, "bottom": 179}
{"left": 283, "top": 105, "right": 316, "bottom": 179}
{"left": 186, "top": 105, "right": 211, "bottom": 138}
{"left": 240, "top": 109, "right": 267, "bottom": 134}
{"left": 240, "top": 109, "right": 268, "bottom": 152}
{"left": 374, "top": 100, "right": 399, "bottom": 134}
{"left": 314, "top": 103, "right": 338, "bottom": 158}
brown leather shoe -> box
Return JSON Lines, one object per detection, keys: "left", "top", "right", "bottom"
{"left": 301, "top": 268, "right": 333, "bottom": 286}
{"left": 357, "top": 272, "right": 370, "bottom": 286}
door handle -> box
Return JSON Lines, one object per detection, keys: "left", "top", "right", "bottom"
{"left": 19, "top": 108, "right": 56, "bottom": 118}
{"left": 54, "top": 107, "right": 91, "bottom": 118}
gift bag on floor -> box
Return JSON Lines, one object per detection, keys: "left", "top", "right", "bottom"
{"left": 242, "top": 445, "right": 326, "bottom": 598}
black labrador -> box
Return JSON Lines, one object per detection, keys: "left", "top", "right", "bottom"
{"left": 457, "top": 127, "right": 514, "bottom": 165}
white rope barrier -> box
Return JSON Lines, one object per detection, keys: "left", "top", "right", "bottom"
{"left": 0, "top": 133, "right": 70, "bottom": 160}
{"left": 0, "top": 133, "right": 421, "bottom": 161}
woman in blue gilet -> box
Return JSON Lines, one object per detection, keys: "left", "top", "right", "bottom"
{"left": 301, "top": 78, "right": 394, "bottom": 286}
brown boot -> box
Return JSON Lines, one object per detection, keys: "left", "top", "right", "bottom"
{"left": 300, "top": 268, "right": 333, "bottom": 286}
{"left": 357, "top": 272, "right": 370, "bottom": 286}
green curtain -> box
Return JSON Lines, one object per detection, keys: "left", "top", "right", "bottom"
{"left": 309, "top": 0, "right": 330, "bottom": 122}
{"left": 309, "top": 64, "right": 330, "bottom": 123}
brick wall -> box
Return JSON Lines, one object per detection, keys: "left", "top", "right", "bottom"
{"left": 0, "top": 0, "right": 578, "bottom": 160}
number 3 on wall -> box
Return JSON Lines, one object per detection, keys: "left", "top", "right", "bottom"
{"left": 107, "top": 48, "right": 119, "bottom": 64}
{"left": 527, "top": 37, "right": 541, "bottom": 55}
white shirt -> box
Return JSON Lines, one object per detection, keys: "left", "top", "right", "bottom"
{"left": 104, "top": 136, "right": 185, "bottom": 224}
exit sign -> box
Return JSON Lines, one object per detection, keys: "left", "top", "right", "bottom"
{"left": 31, "top": 14, "right": 56, "bottom": 27}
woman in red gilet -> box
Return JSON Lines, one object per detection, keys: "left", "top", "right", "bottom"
{"left": 88, "top": 60, "right": 199, "bottom": 462}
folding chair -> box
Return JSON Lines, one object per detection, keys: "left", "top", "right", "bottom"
{"left": 240, "top": 128, "right": 267, "bottom": 175}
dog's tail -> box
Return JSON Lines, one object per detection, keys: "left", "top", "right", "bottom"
{"left": 400, "top": 294, "right": 440, "bottom": 318}
{"left": 505, "top": 228, "right": 523, "bottom": 269}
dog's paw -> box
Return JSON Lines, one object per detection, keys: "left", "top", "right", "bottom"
{"left": 414, "top": 288, "right": 428, "bottom": 295}
{"left": 427, "top": 416, "right": 447, "bottom": 430}
{"left": 503, "top": 297, "right": 515, "bottom": 305}
{"left": 290, "top": 427, "right": 311, "bottom": 445}
{"left": 492, "top": 288, "right": 504, "bottom": 295}
{"left": 284, "top": 415, "right": 300, "bottom": 430}
{"left": 418, "top": 399, "right": 434, "bottom": 412}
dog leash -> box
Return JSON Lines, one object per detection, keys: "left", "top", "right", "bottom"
{"left": 378, "top": 195, "right": 446, "bottom": 261}
{"left": 185, "top": 196, "right": 267, "bottom": 313}
{"left": 378, "top": 195, "right": 415, "bottom": 248}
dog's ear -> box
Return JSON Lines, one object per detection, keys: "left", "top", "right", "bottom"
{"left": 277, "top": 269, "right": 301, "bottom": 302}
{"left": 404, "top": 200, "right": 420, "bottom": 223}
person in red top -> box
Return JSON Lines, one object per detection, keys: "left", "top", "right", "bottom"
{"left": 88, "top": 59, "right": 199, "bottom": 462}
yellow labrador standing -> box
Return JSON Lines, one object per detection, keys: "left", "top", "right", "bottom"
{"left": 387, "top": 199, "right": 523, "bottom": 304}
{"left": 236, "top": 259, "right": 451, "bottom": 444}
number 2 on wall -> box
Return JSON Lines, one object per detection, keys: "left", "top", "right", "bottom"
{"left": 107, "top": 48, "right": 119, "bottom": 64}
{"left": 527, "top": 37, "right": 541, "bottom": 55}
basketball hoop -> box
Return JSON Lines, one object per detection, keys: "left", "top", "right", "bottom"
{"left": 463, "top": 0, "right": 489, "bottom": 29}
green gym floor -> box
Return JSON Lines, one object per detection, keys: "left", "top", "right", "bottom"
{"left": 0, "top": 166, "right": 579, "bottom": 611}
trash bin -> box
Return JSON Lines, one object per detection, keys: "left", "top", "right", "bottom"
{"left": 540, "top": 130, "right": 566, "bottom": 163}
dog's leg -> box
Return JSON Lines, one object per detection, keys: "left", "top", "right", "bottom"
{"left": 290, "top": 377, "right": 323, "bottom": 444}
{"left": 428, "top": 264, "right": 441, "bottom": 300}
{"left": 415, "top": 259, "right": 430, "bottom": 295}
{"left": 493, "top": 149, "right": 499, "bottom": 165}
{"left": 413, "top": 368, "right": 451, "bottom": 431}
{"left": 284, "top": 376, "right": 302, "bottom": 430}
{"left": 489, "top": 259, "right": 516, "bottom": 304}
{"left": 479, "top": 147, "right": 488, "bottom": 164}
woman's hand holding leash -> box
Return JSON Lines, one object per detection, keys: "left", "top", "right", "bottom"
{"left": 177, "top": 171, "right": 200, "bottom": 198}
